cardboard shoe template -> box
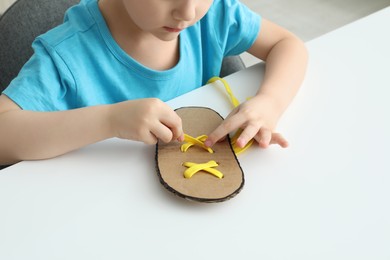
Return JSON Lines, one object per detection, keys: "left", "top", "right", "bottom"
{"left": 156, "top": 107, "right": 245, "bottom": 203}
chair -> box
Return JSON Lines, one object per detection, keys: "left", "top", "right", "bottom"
{"left": 0, "top": 0, "right": 245, "bottom": 170}
{"left": 0, "top": 0, "right": 80, "bottom": 92}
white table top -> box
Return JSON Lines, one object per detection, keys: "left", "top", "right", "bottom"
{"left": 1, "top": 7, "right": 389, "bottom": 259}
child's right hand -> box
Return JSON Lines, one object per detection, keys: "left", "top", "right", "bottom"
{"left": 107, "top": 98, "right": 184, "bottom": 144}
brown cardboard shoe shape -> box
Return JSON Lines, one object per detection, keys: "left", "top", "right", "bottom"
{"left": 156, "top": 107, "right": 244, "bottom": 203}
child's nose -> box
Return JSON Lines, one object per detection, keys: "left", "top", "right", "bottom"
{"left": 172, "top": 0, "right": 196, "bottom": 22}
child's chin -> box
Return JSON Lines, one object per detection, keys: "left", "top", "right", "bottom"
{"left": 152, "top": 30, "right": 181, "bottom": 42}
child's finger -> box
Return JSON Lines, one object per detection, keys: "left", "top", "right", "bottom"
{"left": 168, "top": 124, "right": 184, "bottom": 142}
{"left": 235, "top": 124, "right": 259, "bottom": 148}
{"left": 152, "top": 123, "right": 174, "bottom": 143}
{"left": 141, "top": 131, "right": 158, "bottom": 145}
{"left": 205, "top": 114, "right": 243, "bottom": 147}
{"left": 270, "top": 133, "right": 289, "bottom": 148}
{"left": 254, "top": 128, "right": 272, "bottom": 148}
{"left": 160, "top": 110, "right": 183, "bottom": 142}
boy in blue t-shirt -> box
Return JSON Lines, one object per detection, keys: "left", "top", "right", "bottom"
{"left": 0, "top": 0, "right": 308, "bottom": 165}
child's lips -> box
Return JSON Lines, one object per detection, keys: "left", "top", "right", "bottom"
{"left": 163, "top": 26, "right": 184, "bottom": 33}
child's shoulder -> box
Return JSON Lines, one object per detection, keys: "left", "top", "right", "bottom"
{"left": 36, "top": 0, "right": 96, "bottom": 48}
{"left": 206, "top": 0, "right": 255, "bottom": 20}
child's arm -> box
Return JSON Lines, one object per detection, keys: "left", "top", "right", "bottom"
{"left": 0, "top": 95, "right": 183, "bottom": 165}
{"left": 205, "top": 19, "right": 308, "bottom": 149}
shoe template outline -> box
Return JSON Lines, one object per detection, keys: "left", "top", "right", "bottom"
{"left": 156, "top": 107, "right": 245, "bottom": 203}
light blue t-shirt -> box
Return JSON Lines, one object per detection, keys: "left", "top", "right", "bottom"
{"left": 4, "top": 0, "right": 261, "bottom": 111}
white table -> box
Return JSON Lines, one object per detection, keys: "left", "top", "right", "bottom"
{"left": 1, "top": 7, "right": 389, "bottom": 259}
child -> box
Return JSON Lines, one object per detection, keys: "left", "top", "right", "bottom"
{"left": 0, "top": 0, "right": 308, "bottom": 166}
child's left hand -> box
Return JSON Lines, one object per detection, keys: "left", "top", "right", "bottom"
{"left": 204, "top": 94, "right": 289, "bottom": 149}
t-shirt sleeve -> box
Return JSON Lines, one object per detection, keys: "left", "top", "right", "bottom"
{"left": 3, "top": 38, "right": 76, "bottom": 112}
{"left": 209, "top": 0, "right": 261, "bottom": 57}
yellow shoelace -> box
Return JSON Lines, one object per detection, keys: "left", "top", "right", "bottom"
{"left": 181, "top": 134, "right": 221, "bottom": 178}
{"left": 181, "top": 77, "right": 253, "bottom": 179}
{"left": 182, "top": 161, "right": 223, "bottom": 179}
{"left": 207, "top": 77, "right": 254, "bottom": 155}
{"left": 181, "top": 134, "right": 214, "bottom": 153}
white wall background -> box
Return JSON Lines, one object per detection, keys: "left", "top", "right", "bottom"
{"left": 0, "top": 0, "right": 15, "bottom": 14}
